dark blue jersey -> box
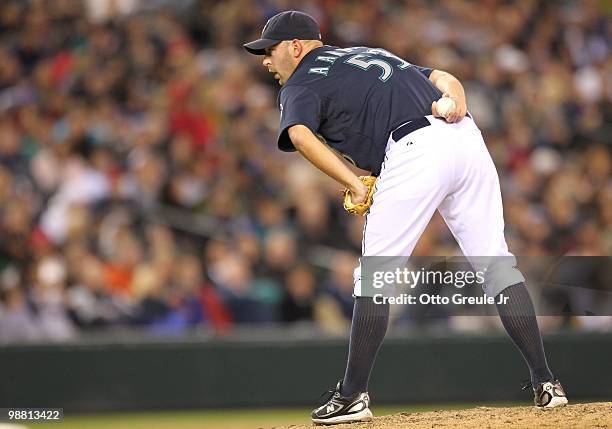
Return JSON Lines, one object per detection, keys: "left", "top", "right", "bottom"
{"left": 277, "top": 45, "right": 442, "bottom": 175}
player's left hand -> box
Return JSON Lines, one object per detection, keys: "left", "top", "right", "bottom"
{"left": 349, "top": 184, "right": 368, "bottom": 206}
{"left": 343, "top": 176, "right": 377, "bottom": 216}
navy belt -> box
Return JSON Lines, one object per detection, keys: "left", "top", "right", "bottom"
{"left": 391, "top": 117, "right": 431, "bottom": 142}
{"left": 391, "top": 112, "right": 472, "bottom": 142}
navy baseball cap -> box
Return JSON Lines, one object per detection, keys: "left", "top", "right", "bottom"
{"left": 243, "top": 11, "right": 321, "bottom": 55}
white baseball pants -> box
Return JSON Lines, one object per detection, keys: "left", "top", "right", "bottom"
{"left": 354, "top": 115, "right": 525, "bottom": 297}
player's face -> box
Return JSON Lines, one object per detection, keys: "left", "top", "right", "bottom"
{"left": 262, "top": 42, "right": 294, "bottom": 85}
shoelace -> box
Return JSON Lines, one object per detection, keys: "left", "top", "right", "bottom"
{"left": 521, "top": 379, "right": 533, "bottom": 391}
{"left": 316, "top": 386, "right": 340, "bottom": 407}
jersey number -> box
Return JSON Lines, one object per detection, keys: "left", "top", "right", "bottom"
{"left": 344, "top": 49, "right": 411, "bottom": 82}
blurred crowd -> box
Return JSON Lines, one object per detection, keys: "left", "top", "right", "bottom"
{"left": 0, "top": 0, "right": 610, "bottom": 343}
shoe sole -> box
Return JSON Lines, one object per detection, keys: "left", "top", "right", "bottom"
{"left": 312, "top": 408, "right": 373, "bottom": 425}
{"left": 537, "top": 396, "right": 568, "bottom": 409}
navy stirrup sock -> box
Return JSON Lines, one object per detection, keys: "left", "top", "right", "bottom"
{"left": 341, "top": 296, "right": 390, "bottom": 397}
{"left": 496, "top": 282, "right": 554, "bottom": 385}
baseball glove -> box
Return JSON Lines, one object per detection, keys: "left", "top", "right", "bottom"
{"left": 343, "top": 175, "right": 377, "bottom": 216}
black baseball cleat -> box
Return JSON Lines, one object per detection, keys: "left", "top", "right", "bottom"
{"left": 523, "top": 379, "right": 568, "bottom": 409}
{"left": 311, "top": 380, "right": 373, "bottom": 425}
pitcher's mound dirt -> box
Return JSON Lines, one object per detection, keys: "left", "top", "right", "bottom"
{"left": 283, "top": 402, "right": 612, "bottom": 429}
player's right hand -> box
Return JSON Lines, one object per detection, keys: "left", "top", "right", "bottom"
{"left": 432, "top": 93, "right": 467, "bottom": 123}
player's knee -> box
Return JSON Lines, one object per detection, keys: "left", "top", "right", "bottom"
{"left": 481, "top": 260, "right": 525, "bottom": 297}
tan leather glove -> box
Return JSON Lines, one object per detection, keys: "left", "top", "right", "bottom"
{"left": 343, "top": 175, "right": 377, "bottom": 216}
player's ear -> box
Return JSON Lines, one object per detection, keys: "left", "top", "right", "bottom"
{"left": 289, "top": 39, "right": 302, "bottom": 58}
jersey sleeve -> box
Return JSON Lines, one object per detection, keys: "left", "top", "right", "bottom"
{"left": 414, "top": 65, "right": 434, "bottom": 78}
{"left": 277, "top": 85, "right": 322, "bottom": 152}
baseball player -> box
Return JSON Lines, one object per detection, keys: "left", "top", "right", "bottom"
{"left": 244, "top": 11, "right": 568, "bottom": 425}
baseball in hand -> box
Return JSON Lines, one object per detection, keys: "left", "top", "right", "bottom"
{"left": 436, "top": 97, "right": 456, "bottom": 118}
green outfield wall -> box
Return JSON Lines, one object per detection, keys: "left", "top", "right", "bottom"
{"left": 0, "top": 332, "right": 610, "bottom": 410}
